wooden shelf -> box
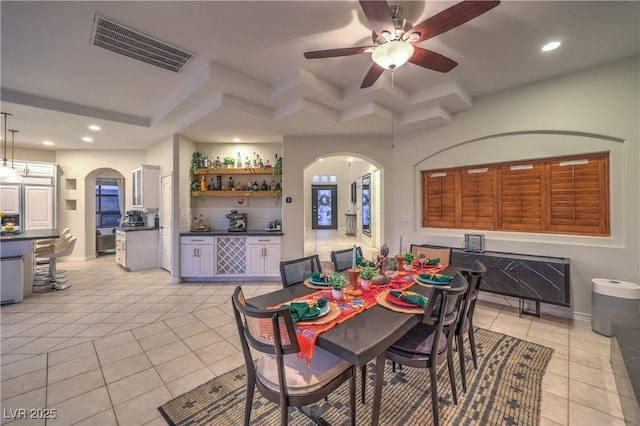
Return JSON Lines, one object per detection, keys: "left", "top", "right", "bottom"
{"left": 194, "top": 167, "right": 277, "bottom": 175}
{"left": 191, "top": 190, "right": 277, "bottom": 197}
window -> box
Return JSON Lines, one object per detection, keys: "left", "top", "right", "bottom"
{"left": 421, "top": 152, "right": 609, "bottom": 236}
{"left": 96, "top": 179, "right": 121, "bottom": 227}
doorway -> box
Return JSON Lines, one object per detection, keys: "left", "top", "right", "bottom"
{"left": 160, "top": 174, "right": 172, "bottom": 272}
{"left": 311, "top": 185, "right": 337, "bottom": 230}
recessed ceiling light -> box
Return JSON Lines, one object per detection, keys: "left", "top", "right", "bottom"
{"left": 232, "top": 137, "right": 242, "bottom": 142}
{"left": 541, "top": 41, "right": 561, "bottom": 52}
{"left": 43, "top": 141, "right": 54, "bottom": 146}
{"left": 88, "top": 125, "right": 101, "bottom": 131}
{"left": 82, "top": 136, "right": 93, "bottom": 142}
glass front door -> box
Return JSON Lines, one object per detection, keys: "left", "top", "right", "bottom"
{"left": 311, "top": 185, "right": 337, "bottom": 230}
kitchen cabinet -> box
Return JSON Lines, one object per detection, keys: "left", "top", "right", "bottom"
{"left": 0, "top": 185, "right": 21, "bottom": 214}
{"left": 12, "top": 161, "right": 56, "bottom": 177}
{"left": 180, "top": 236, "right": 214, "bottom": 277}
{"left": 115, "top": 228, "right": 159, "bottom": 271}
{"left": 190, "top": 167, "right": 281, "bottom": 198}
{"left": 24, "top": 185, "right": 54, "bottom": 230}
{"left": 246, "top": 236, "right": 281, "bottom": 277}
{"left": 131, "top": 165, "right": 160, "bottom": 209}
{"left": 215, "top": 235, "right": 247, "bottom": 276}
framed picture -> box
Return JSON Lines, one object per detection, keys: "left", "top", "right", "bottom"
{"left": 464, "top": 233, "right": 485, "bottom": 252}
{"left": 351, "top": 181, "right": 357, "bottom": 203}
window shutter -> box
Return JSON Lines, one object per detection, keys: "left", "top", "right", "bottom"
{"left": 459, "top": 167, "right": 496, "bottom": 229}
{"left": 548, "top": 154, "right": 609, "bottom": 235}
{"left": 422, "top": 170, "right": 455, "bottom": 228}
{"left": 499, "top": 163, "right": 543, "bottom": 231}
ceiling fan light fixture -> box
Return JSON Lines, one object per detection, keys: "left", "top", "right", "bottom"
{"left": 371, "top": 40, "right": 414, "bottom": 70}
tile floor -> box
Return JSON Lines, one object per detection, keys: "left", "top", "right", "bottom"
{"left": 0, "top": 231, "right": 625, "bottom": 425}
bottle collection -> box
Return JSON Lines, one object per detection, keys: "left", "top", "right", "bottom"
{"left": 194, "top": 151, "right": 276, "bottom": 170}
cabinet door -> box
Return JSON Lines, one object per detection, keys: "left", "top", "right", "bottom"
{"left": 24, "top": 186, "right": 54, "bottom": 230}
{"left": 246, "top": 244, "right": 265, "bottom": 276}
{"left": 181, "top": 244, "right": 198, "bottom": 277}
{"left": 263, "top": 244, "right": 281, "bottom": 277}
{"left": 26, "top": 163, "right": 55, "bottom": 177}
{"left": 0, "top": 185, "right": 21, "bottom": 214}
{"left": 132, "top": 167, "right": 142, "bottom": 207}
{"left": 197, "top": 244, "right": 214, "bottom": 277}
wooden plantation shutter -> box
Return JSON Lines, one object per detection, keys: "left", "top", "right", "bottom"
{"left": 547, "top": 153, "right": 609, "bottom": 235}
{"left": 458, "top": 166, "right": 496, "bottom": 229}
{"left": 422, "top": 170, "right": 455, "bottom": 228}
{"left": 498, "top": 162, "right": 543, "bottom": 231}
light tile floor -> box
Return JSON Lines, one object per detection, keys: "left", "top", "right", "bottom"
{"left": 0, "top": 232, "right": 625, "bottom": 425}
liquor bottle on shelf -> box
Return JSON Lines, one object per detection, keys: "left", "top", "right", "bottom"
{"left": 245, "top": 157, "right": 250, "bottom": 168}
{"left": 236, "top": 152, "right": 242, "bottom": 168}
{"left": 252, "top": 152, "right": 258, "bottom": 168}
{"left": 200, "top": 175, "right": 207, "bottom": 192}
{"left": 252, "top": 181, "right": 259, "bottom": 191}
{"left": 261, "top": 180, "right": 268, "bottom": 191}
{"left": 215, "top": 156, "right": 221, "bottom": 168}
{"left": 228, "top": 176, "right": 234, "bottom": 190}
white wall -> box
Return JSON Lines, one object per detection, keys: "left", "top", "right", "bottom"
{"left": 393, "top": 57, "right": 639, "bottom": 316}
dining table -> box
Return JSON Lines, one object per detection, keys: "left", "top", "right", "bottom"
{"left": 248, "top": 266, "right": 458, "bottom": 426}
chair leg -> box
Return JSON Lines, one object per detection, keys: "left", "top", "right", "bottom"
{"left": 244, "top": 380, "right": 255, "bottom": 426}
{"left": 280, "top": 402, "right": 288, "bottom": 426}
{"left": 447, "top": 342, "right": 458, "bottom": 405}
{"left": 457, "top": 332, "right": 467, "bottom": 393}
{"left": 350, "top": 367, "right": 357, "bottom": 425}
{"left": 429, "top": 362, "right": 440, "bottom": 426}
{"left": 360, "top": 364, "right": 367, "bottom": 404}
{"left": 468, "top": 325, "right": 478, "bottom": 369}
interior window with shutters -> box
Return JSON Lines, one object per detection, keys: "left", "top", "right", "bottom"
{"left": 421, "top": 152, "right": 609, "bottom": 236}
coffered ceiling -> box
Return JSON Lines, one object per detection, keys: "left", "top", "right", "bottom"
{"left": 0, "top": 1, "right": 638, "bottom": 150}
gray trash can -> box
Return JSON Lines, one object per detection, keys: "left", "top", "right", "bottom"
{"left": 591, "top": 278, "right": 640, "bottom": 337}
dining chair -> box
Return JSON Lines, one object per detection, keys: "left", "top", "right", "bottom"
{"left": 231, "top": 286, "right": 356, "bottom": 426}
{"left": 455, "top": 260, "right": 487, "bottom": 393}
{"left": 330, "top": 246, "right": 363, "bottom": 272}
{"left": 384, "top": 272, "right": 469, "bottom": 426}
{"left": 279, "top": 254, "right": 322, "bottom": 288}
{"left": 410, "top": 244, "right": 452, "bottom": 266}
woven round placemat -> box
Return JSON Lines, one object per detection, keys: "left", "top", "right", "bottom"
{"left": 295, "top": 302, "right": 341, "bottom": 326}
{"left": 304, "top": 279, "right": 333, "bottom": 290}
{"left": 375, "top": 290, "right": 425, "bottom": 314}
{"left": 412, "top": 274, "right": 453, "bottom": 288}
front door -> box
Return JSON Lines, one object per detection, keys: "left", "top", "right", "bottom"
{"left": 311, "top": 185, "right": 337, "bottom": 230}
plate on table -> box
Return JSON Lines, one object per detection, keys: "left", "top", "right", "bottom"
{"left": 417, "top": 274, "right": 453, "bottom": 285}
{"left": 308, "top": 278, "right": 331, "bottom": 286}
{"left": 414, "top": 261, "right": 440, "bottom": 269}
{"left": 299, "top": 303, "right": 330, "bottom": 320}
{"left": 386, "top": 292, "right": 423, "bottom": 308}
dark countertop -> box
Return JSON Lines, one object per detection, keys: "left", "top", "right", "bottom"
{"left": 117, "top": 226, "right": 159, "bottom": 232}
{"left": 180, "top": 230, "right": 283, "bottom": 237}
{"left": 0, "top": 229, "right": 59, "bottom": 242}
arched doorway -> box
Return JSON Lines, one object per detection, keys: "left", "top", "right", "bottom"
{"left": 85, "top": 168, "right": 125, "bottom": 258}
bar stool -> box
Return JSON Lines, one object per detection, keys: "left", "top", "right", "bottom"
{"left": 33, "top": 236, "right": 76, "bottom": 291}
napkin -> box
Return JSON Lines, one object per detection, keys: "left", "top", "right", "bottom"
{"left": 389, "top": 290, "right": 428, "bottom": 307}
{"left": 426, "top": 258, "right": 440, "bottom": 265}
{"left": 356, "top": 256, "right": 376, "bottom": 267}
{"left": 310, "top": 271, "right": 328, "bottom": 282}
{"left": 288, "top": 298, "right": 327, "bottom": 323}
{"left": 419, "top": 273, "right": 452, "bottom": 283}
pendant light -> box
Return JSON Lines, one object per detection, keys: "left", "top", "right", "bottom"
{"left": 0, "top": 112, "right": 19, "bottom": 180}
{"left": 4, "top": 130, "right": 22, "bottom": 183}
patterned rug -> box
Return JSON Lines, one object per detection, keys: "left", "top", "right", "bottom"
{"left": 158, "top": 328, "right": 553, "bottom": 425}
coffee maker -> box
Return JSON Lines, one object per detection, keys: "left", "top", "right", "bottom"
{"left": 226, "top": 210, "right": 247, "bottom": 232}
{"left": 125, "top": 210, "right": 145, "bottom": 227}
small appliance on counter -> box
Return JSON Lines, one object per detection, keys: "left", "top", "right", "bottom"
{"left": 226, "top": 210, "right": 247, "bottom": 232}
{"left": 1, "top": 214, "right": 22, "bottom": 235}
{"left": 124, "top": 210, "right": 145, "bottom": 227}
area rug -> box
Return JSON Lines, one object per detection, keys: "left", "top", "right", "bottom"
{"left": 158, "top": 328, "right": 553, "bottom": 425}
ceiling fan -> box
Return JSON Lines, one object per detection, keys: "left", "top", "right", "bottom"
{"left": 303, "top": 1, "right": 500, "bottom": 88}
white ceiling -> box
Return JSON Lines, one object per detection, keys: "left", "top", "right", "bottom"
{"left": 1, "top": 1, "right": 638, "bottom": 151}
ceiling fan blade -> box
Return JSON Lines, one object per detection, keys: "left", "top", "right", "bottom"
{"left": 406, "top": 1, "right": 500, "bottom": 44}
{"left": 359, "top": 0, "right": 395, "bottom": 39}
{"left": 361, "top": 63, "right": 384, "bottom": 88}
{"left": 304, "top": 46, "right": 372, "bottom": 59}
{"left": 409, "top": 47, "right": 458, "bottom": 73}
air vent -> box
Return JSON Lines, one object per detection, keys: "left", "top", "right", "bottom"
{"left": 90, "top": 14, "right": 193, "bottom": 73}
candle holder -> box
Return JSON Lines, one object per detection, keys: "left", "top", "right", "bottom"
{"left": 347, "top": 268, "right": 362, "bottom": 296}
{"left": 395, "top": 255, "right": 405, "bottom": 271}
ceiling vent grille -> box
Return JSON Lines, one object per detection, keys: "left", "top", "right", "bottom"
{"left": 90, "top": 14, "right": 193, "bottom": 73}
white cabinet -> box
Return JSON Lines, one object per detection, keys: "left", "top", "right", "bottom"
{"left": 181, "top": 236, "right": 214, "bottom": 277}
{"left": 0, "top": 185, "right": 21, "bottom": 214}
{"left": 24, "top": 185, "right": 54, "bottom": 230}
{"left": 12, "top": 161, "right": 56, "bottom": 177}
{"left": 131, "top": 165, "right": 160, "bottom": 209}
{"left": 115, "top": 229, "right": 159, "bottom": 271}
{"left": 246, "top": 236, "right": 281, "bottom": 277}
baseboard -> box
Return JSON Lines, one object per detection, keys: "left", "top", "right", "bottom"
{"left": 477, "top": 292, "right": 591, "bottom": 321}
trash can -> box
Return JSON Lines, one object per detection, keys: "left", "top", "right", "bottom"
{"left": 591, "top": 278, "right": 640, "bottom": 337}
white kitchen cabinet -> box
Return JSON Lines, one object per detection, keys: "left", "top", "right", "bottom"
{"left": 181, "top": 236, "right": 214, "bottom": 278}
{"left": 246, "top": 236, "right": 281, "bottom": 277}
{"left": 0, "top": 185, "right": 21, "bottom": 214}
{"left": 115, "top": 229, "right": 159, "bottom": 271}
{"left": 12, "top": 161, "right": 56, "bottom": 177}
{"left": 24, "top": 185, "right": 54, "bottom": 230}
{"left": 131, "top": 165, "right": 160, "bottom": 209}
